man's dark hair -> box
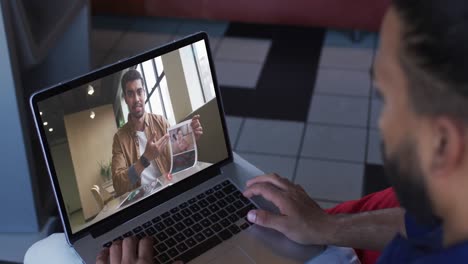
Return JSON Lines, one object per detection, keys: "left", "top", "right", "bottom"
{"left": 393, "top": 0, "right": 468, "bottom": 121}
{"left": 121, "top": 69, "right": 144, "bottom": 96}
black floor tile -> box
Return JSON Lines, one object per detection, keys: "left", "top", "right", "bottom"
{"left": 220, "top": 23, "right": 325, "bottom": 122}
{"left": 363, "top": 163, "right": 391, "bottom": 196}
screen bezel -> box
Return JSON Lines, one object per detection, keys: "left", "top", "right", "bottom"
{"left": 29, "top": 32, "right": 233, "bottom": 243}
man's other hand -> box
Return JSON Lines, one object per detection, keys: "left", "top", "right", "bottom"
{"left": 190, "top": 115, "right": 203, "bottom": 141}
{"left": 243, "top": 173, "right": 337, "bottom": 245}
{"left": 143, "top": 133, "right": 169, "bottom": 160}
{"left": 96, "top": 237, "right": 153, "bottom": 264}
{"left": 96, "top": 237, "right": 184, "bottom": 264}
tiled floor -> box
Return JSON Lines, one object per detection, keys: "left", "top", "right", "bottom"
{"left": 301, "top": 124, "right": 367, "bottom": 163}
{"left": 295, "top": 158, "right": 364, "bottom": 201}
{"left": 91, "top": 16, "right": 386, "bottom": 208}
{"left": 308, "top": 95, "right": 369, "bottom": 127}
{"left": 236, "top": 118, "right": 304, "bottom": 156}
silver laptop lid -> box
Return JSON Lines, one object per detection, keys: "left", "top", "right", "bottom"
{"left": 29, "top": 32, "right": 233, "bottom": 244}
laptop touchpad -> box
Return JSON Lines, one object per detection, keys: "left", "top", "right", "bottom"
{"left": 208, "top": 246, "right": 255, "bottom": 264}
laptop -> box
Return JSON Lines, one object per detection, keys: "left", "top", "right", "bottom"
{"left": 30, "top": 32, "right": 323, "bottom": 263}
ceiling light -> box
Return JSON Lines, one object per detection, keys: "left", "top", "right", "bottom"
{"left": 90, "top": 111, "right": 96, "bottom": 119}
{"left": 43, "top": 122, "right": 48, "bottom": 126}
{"left": 40, "top": 112, "right": 43, "bottom": 116}
{"left": 49, "top": 128, "right": 54, "bottom": 132}
{"left": 87, "top": 85, "right": 95, "bottom": 95}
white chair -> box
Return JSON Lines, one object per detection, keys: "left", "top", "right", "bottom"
{"left": 96, "top": 184, "right": 113, "bottom": 202}
{"left": 91, "top": 186, "right": 104, "bottom": 211}
{"left": 90, "top": 184, "right": 113, "bottom": 211}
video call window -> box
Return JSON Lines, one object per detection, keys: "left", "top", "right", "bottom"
{"left": 37, "top": 40, "right": 229, "bottom": 234}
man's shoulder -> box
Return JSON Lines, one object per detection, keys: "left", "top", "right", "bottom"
{"left": 114, "top": 122, "right": 132, "bottom": 139}
{"left": 148, "top": 113, "right": 164, "bottom": 121}
{"left": 147, "top": 113, "right": 168, "bottom": 126}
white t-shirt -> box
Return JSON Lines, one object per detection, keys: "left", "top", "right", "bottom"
{"left": 135, "top": 131, "right": 162, "bottom": 185}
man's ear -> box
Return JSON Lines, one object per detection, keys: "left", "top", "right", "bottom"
{"left": 431, "top": 117, "right": 465, "bottom": 176}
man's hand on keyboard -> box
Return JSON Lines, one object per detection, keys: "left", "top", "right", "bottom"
{"left": 243, "top": 173, "right": 336, "bottom": 245}
{"left": 96, "top": 237, "right": 184, "bottom": 264}
{"left": 96, "top": 237, "right": 153, "bottom": 264}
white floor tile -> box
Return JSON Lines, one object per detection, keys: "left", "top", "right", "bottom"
{"left": 324, "top": 30, "right": 377, "bottom": 49}
{"left": 295, "top": 158, "right": 364, "bottom": 201}
{"left": 314, "top": 69, "right": 371, "bottom": 97}
{"left": 367, "top": 130, "right": 383, "bottom": 165}
{"left": 301, "top": 124, "right": 367, "bottom": 162}
{"left": 114, "top": 32, "right": 173, "bottom": 54}
{"left": 215, "top": 60, "right": 263, "bottom": 89}
{"left": 216, "top": 37, "right": 272, "bottom": 63}
{"left": 308, "top": 95, "right": 369, "bottom": 127}
{"left": 237, "top": 152, "right": 297, "bottom": 180}
{"left": 237, "top": 118, "right": 304, "bottom": 156}
{"left": 208, "top": 37, "right": 222, "bottom": 53}
{"left": 319, "top": 47, "right": 374, "bottom": 70}
{"left": 225, "top": 116, "right": 243, "bottom": 147}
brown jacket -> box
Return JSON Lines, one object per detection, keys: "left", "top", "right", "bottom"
{"left": 111, "top": 113, "right": 171, "bottom": 196}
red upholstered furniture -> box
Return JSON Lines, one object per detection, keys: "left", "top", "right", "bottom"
{"left": 92, "top": 0, "right": 391, "bottom": 31}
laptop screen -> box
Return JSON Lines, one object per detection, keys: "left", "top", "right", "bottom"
{"left": 35, "top": 37, "right": 230, "bottom": 234}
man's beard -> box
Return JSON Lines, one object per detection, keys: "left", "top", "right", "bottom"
{"left": 130, "top": 104, "right": 144, "bottom": 119}
{"left": 381, "top": 140, "right": 442, "bottom": 227}
{"left": 131, "top": 111, "right": 144, "bottom": 119}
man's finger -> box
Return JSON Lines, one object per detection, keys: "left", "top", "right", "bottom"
{"left": 95, "top": 248, "right": 109, "bottom": 264}
{"left": 147, "top": 132, "right": 158, "bottom": 143}
{"left": 246, "top": 174, "right": 290, "bottom": 191}
{"left": 191, "top": 116, "right": 201, "bottom": 128}
{"left": 157, "top": 136, "right": 168, "bottom": 146}
{"left": 243, "top": 182, "right": 288, "bottom": 212}
{"left": 156, "top": 134, "right": 169, "bottom": 145}
{"left": 247, "top": 209, "right": 287, "bottom": 233}
{"left": 138, "top": 237, "right": 154, "bottom": 261}
{"left": 158, "top": 136, "right": 169, "bottom": 148}
{"left": 110, "top": 240, "right": 122, "bottom": 264}
{"left": 166, "top": 173, "right": 173, "bottom": 181}
{"left": 122, "top": 237, "right": 137, "bottom": 263}
{"left": 191, "top": 121, "right": 201, "bottom": 129}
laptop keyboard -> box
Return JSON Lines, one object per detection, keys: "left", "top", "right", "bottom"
{"left": 103, "top": 180, "right": 257, "bottom": 264}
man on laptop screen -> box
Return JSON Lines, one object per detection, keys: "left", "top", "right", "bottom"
{"left": 112, "top": 69, "right": 203, "bottom": 197}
